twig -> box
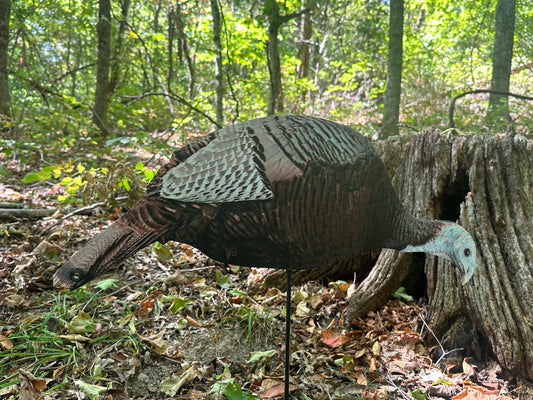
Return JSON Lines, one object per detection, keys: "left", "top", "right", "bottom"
{"left": 117, "top": 91, "right": 222, "bottom": 128}
{"left": 385, "top": 376, "right": 413, "bottom": 400}
{"left": 448, "top": 89, "right": 533, "bottom": 128}
{"left": 41, "top": 196, "right": 128, "bottom": 236}
{"left": 417, "top": 312, "right": 463, "bottom": 366}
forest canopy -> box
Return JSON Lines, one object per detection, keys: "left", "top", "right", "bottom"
{"left": 2, "top": 0, "right": 532, "bottom": 144}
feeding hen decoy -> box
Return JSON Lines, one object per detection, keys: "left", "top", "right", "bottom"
{"left": 53, "top": 115, "right": 477, "bottom": 398}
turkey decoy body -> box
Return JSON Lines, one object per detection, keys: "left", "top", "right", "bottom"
{"left": 54, "top": 115, "right": 477, "bottom": 398}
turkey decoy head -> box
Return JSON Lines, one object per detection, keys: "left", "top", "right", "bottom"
{"left": 401, "top": 222, "right": 477, "bottom": 284}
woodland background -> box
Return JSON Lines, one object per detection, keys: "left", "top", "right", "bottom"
{"left": 0, "top": 0, "right": 532, "bottom": 399}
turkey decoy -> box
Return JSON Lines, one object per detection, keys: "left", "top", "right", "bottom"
{"left": 54, "top": 115, "right": 477, "bottom": 399}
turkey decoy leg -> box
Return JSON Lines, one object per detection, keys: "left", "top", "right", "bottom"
{"left": 284, "top": 268, "right": 292, "bottom": 400}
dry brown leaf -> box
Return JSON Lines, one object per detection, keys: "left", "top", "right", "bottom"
{"left": 451, "top": 387, "right": 516, "bottom": 400}
{"left": 58, "top": 334, "right": 90, "bottom": 342}
{"left": 186, "top": 315, "right": 203, "bottom": 327}
{"left": 259, "top": 381, "right": 298, "bottom": 399}
{"left": 0, "top": 333, "right": 13, "bottom": 350}
{"left": 369, "top": 357, "right": 378, "bottom": 373}
{"left": 462, "top": 357, "right": 475, "bottom": 377}
{"left": 357, "top": 373, "right": 367, "bottom": 385}
{"left": 321, "top": 329, "right": 350, "bottom": 347}
{"left": 371, "top": 341, "right": 381, "bottom": 356}
{"left": 19, "top": 369, "right": 46, "bottom": 400}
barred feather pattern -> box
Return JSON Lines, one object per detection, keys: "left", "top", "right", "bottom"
{"left": 53, "top": 114, "right": 445, "bottom": 289}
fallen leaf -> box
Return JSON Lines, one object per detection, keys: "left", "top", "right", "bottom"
{"left": 0, "top": 333, "right": 13, "bottom": 350}
{"left": 67, "top": 311, "right": 96, "bottom": 334}
{"left": 259, "top": 382, "right": 298, "bottom": 398}
{"left": 19, "top": 369, "right": 46, "bottom": 400}
{"left": 248, "top": 349, "right": 277, "bottom": 363}
{"left": 137, "top": 299, "right": 154, "bottom": 318}
{"left": 186, "top": 315, "right": 203, "bottom": 327}
{"left": 321, "top": 330, "right": 350, "bottom": 347}
{"left": 369, "top": 357, "right": 378, "bottom": 373}
{"left": 462, "top": 357, "right": 475, "bottom": 377}
{"left": 140, "top": 331, "right": 168, "bottom": 355}
{"left": 75, "top": 380, "right": 107, "bottom": 400}
{"left": 371, "top": 341, "right": 381, "bottom": 356}
{"left": 58, "top": 334, "right": 90, "bottom": 342}
{"left": 161, "top": 366, "right": 199, "bottom": 396}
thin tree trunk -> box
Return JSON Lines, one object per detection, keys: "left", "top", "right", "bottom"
{"left": 265, "top": 1, "right": 309, "bottom": 115}
{"left": 211, "top": 0, "right": 223, "bottom": 125}
{"left": 379, "top": 0, "right": 404, "bottom": 138}
{"left": 172, "top": 2, "right": 195, "bottom": 99}
{"left": 93, "top": 0, "right": 111, "bottom": 135}
{"left": 296, "top": 1, "right": 312, "bottom": 81}
{"left": 266, "top": 0, "right": 284, "bottom": 116}
{"left": 0, "top": 0, "right": 10, "bottom": 116}
{"left": 296, "top": 0, "right": 313, "bottom": 109}
{"left": 109, "top": 0, "right": 131, "bottom": 94}
{"left": 249, "top": 130, "right": 533, "bottom": 380}
{"left": 487, "top": 0, "right": 516, "bottom": 124}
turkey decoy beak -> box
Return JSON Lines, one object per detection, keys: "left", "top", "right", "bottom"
{"left": 461, "top": 265, "right": 475, "bottom": 285}
{"left": 53, "top": 275, "right": 69, "bottom": 291}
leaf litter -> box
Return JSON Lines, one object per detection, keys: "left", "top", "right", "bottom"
{"left": 1, "top": 182, "right": 531, "bottom": 399}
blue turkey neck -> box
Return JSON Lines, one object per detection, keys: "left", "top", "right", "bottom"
{"left": 388, "top": 211, "right": 447, "bottom": 251}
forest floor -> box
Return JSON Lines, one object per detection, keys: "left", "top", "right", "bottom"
{"left": 1, "top": 157, "right": 532, "bottom": 400}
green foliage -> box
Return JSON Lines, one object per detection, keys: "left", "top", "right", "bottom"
{"left": 3, "top": 0, "right": 532, "bottom": 152}
{"left": 411, "top": 388, "right": 427, "bottom": 400}
{"left": 393, "top": 286, "right": 414, "bottom": 302}
{"left": 21, "top": 158, "right": 154, "bottom": 204}
{"left": 223, "top": 381, "right": 260, "bottom": 400}
{"left": 210, "top": 378, "right": 260, "bottom": 400}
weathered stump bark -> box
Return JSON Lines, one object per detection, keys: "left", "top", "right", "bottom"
{"left": 248, "top": 129, "right": 533, "bottom": 380}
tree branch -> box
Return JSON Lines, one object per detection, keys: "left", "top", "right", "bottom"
{"left": 117, "top": 91, "right": 222, "bottom": 128}
{"left": 448, "top": 89, "right": 533, "bottom": 128}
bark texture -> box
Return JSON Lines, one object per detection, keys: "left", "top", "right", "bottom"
{"left": 487, "top": 0, "right": 516, "bottom": 121}
{"left": 265, "top": 0, "right": 284, "bottom": 116}
{"left": 248, "top": 129, "right": 533, "bottom": 380}
{"left": 379, "top": 0, "right": 404, "bottom": 138}
{"left": 210, "top": 0, "right": 223, "bottom": 125}
{"left": 0, "top": 0, "right": 10, "bottom": 116}
{"left": 93, "top": 0, "right": 111, "bottom": 135}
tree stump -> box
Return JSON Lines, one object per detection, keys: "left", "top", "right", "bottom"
{"left": 248, "top": 128, "right": 533, "bottom": 380}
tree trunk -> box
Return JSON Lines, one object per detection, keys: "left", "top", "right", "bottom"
{"left": 379, "top": 0, "right": 404, "bottom": 138}
{"left": 93, "top": 0, "right": 111, "bottom": 135}
{"left": 109, "top": 0, "right": 131, "bottom": 94}
{"left": 296, "top": 0, "right": 313, "bottom": 109}
{"left": 487, "top": 0, "right": 516, "bottom": 125}
{"left": 211, "top": 0, "right": 223, "bottom": 125}
{"left": 171, "top": 2, "right": 195, "bottom": 99}
{"left": 296, "top": 0, "right": 312, "bottom": 81}
{"left": 248, "top": 129, "right": 533, "bottom": 380}
{"left": 266, "top": 0, "right": 284, "bottom": 116}
{"left": 0, "top": 0, "right": 10, "bottom": 117}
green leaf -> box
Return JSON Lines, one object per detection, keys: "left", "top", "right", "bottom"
{"left": 95, "top": 278, "right": 118, "bottom": 290}
{"left": 22, "top": 172, "right": 41, "bottom": 183}
{"left": 169, "top": 298, "right": 191, "bottom": 314}
{"left": 216, "top": 271, "right": 232, "bottom": 289}
{"left": 143, "top": 169, "right": 155, "bottom": 181}
{"left": 74, "top": 380, "right": 107, "bottom": 400}
{"left": 152, "top": 242, "right": 173, "bottom": 261}
{"left": 393, "top": 286, "right": 414, "bottom": 302}
{"left": 411, "top": 388, "right": 426, "bottom": 400}
{"left": 224, "top": 382, "right": 260, "bottom": 400}
{"left": 247, "top": 349, "right": 276, "bottom": 363}
{"left": 228, "top": 288, "right": 248, "bottom": 298}
{"left": 67, "top": 311, "right": 96, "bottom": 334}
